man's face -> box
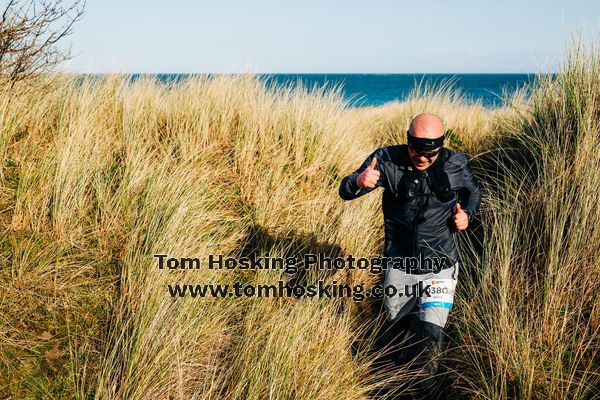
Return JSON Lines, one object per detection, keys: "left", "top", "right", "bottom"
{"left": 408, "top": 143, "right": 441, "bottom": 170}
{"left": 407, "top": 113, "right": 445, "bottom": 170}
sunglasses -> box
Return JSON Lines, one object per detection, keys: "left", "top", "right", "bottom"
{"left": 408, "top": 144, "right": 441, "bottom": 159}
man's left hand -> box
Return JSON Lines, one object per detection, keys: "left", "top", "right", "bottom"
{"left": 453, "top": 203, "right": 469, "bottom": 230}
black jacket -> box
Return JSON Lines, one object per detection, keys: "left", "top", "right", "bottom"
{"left": 338, "top": 145, "right": 482, "bottom": 272}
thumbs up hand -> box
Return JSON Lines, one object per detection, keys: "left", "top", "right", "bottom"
{"left": 453, "top": 202, "right": 469, "bottom": 230}
{"left": 357, "top": 157, "right": 380, "bottom": 189}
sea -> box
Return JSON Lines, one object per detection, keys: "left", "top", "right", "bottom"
{"left": 142, "top": 73, "right": 539, "bottom": 109}
{"left": 262, "top": 73, "right": 537, "bottom": 108}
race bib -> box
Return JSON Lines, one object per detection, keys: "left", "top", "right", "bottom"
{"left": 420, "top": 278, "right": 456, "bottom": 309}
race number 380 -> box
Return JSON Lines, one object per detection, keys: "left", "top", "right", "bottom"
{"left": 420, "top": 278, "right": 457, "bottom": 309}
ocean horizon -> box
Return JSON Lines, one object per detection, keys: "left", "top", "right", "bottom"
{"left": 125, "top": 73, "right": 541, "bottom": 108}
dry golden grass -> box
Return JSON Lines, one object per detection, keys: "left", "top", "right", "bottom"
{"left": 0, "top": 46, "right": 598, "bottom": 400}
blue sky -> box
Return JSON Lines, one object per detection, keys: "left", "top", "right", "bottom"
{"left": 62, "top": 0, "right": 600, "bottom": 73}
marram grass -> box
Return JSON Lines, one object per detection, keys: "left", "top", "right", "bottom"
{"left": 0, "top": 47, "right": 599, "bottom": 399}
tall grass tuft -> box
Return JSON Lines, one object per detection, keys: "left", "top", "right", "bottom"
{"left": 452, "top": 43, "right": 600, "bottom": 399}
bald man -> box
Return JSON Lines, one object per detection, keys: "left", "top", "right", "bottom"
{"left": 338, "top": 113, "right": 481, "bottom": 395}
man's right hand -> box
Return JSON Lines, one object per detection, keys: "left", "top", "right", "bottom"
{"left": 357, "top": 157, "right": 380, "bottom": 189}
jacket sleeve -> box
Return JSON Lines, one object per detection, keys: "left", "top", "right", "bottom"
{"left": 338, "top": 149, "right": 385, "bottom": 201}
{"left": 459, "top": 156, "right": 482, "bottom": 218}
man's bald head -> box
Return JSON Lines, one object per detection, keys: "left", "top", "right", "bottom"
{"left": 406, "top": 113, "right": 445, "bottom": 170}
{"left": 408, "top": 113, "right": 445, "bottom": 139}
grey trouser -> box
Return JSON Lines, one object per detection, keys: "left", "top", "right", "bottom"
{"left": 382, "top": 262, "right": 459, "bottom": 393}
{"left": 383, "top": 262, "right": 459, "bottom": 327}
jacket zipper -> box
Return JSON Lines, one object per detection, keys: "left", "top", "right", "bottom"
{"left": 412, "top": 176, "right": 424, "bottom": 257}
